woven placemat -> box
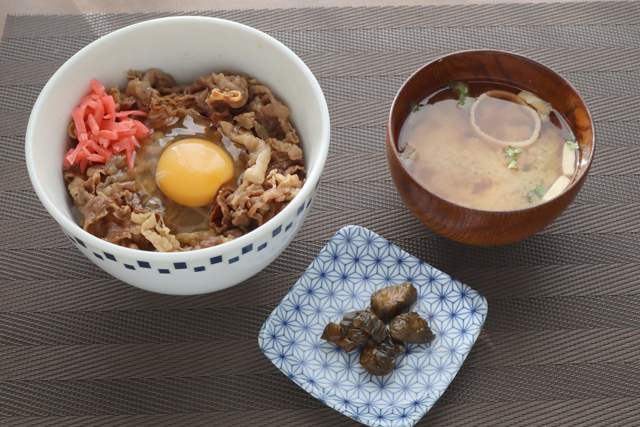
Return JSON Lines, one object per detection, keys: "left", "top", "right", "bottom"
{"left": 1, "top": 3, "right": 640, "bottom": 426}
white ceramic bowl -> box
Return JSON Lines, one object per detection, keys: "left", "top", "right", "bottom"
{"left": 25, "top": 17, "right": 330, "bottom": 295}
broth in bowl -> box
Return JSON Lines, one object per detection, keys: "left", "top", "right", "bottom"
{"left": 398, "top": 81, "right": 578, "bottom": 211}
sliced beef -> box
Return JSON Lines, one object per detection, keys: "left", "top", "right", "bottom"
{"left": 65, "top": 69, "right": 305, "bottom": 252}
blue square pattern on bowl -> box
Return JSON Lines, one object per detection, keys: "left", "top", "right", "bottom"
{"left": 258, "top": 226, "right": 488, "bottom": 427}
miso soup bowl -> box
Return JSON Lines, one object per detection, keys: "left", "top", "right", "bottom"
{"left": 25, "top": 17, "right": 330, "bottom": 295}
{"left": 387, "top": 50, "right": 594, "bottom": 246}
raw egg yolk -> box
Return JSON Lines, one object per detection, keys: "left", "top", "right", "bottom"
{"left": 156, "top": 138, "right": 234, "bottom": 207}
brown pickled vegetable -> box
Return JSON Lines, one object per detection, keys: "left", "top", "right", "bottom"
{"left": 339, "top": 311, "right": 369, "bottom": 347}
{"left": 345, "top": 329, "right": 368, "bottom": 347}
{"left": 339, "top": 311, "right": 361, "bottom": 330}
{"left": 390, "top": 312, "right": 435, "bottom": 344}
{"left": 321, "top": 311, "right": 369, "bottom": 352}
{"left": 321, "top": 322, "right": 358, "bottom": 352}
{"left": 319, "top": 282, "right": 436, "bottom": 376}
{"left": 359, "top": 336, "right": 406, "bottom": 376}
{"left": 371, "top": 282, "right": 418, "bottom": 322}
{"left": 352, "top": 307, "right": 389, "bottom": 343}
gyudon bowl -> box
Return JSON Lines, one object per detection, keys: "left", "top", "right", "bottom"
{"left": 25, "top": 17, "right": 330, "bottom": 295}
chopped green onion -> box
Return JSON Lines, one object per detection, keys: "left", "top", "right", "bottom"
{"left": 459, "top": 96, "right": 474, "bottom": 109}
{"left": 505, "top": 145, "right": 524, "bottom": 170}
{"left": 455, "top": 82, "right": 469, "bottom": 108}
{"left": 565, "top": 140, "right": 579, "bottom": 151}
{"left": 534, "top": 184, "right": 547, "bottom": 197}
{"left": 445, "top": 82, "right": 470, "bottom": 108}
{"left": 410, "top": 101, "right": 420, "bottom": 113}
{"left": 455, "top": 83, "right": 469, "bottom": 97}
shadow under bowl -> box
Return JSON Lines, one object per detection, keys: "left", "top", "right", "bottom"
{"left": 386, "top": 49, "right": 595, "bottom": 246}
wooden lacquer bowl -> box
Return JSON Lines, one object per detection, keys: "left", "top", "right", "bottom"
{"left": 387, "top": 50, "right": 595, "bottom": 245}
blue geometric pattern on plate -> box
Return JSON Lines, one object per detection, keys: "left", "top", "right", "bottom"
{"left": 258, "top": 225, "right": 488, "bottom": 427}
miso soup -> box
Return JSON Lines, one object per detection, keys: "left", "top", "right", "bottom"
{"left": 398, "top": 82, "right": 578, "bottom": 211}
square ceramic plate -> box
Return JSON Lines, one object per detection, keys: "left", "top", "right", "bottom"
{"left": 258, "top": 226, "right": 488, "bottom": 427}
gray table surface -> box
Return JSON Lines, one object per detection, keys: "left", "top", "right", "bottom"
{"left": 1, "top": 4, "right": 640, "bottom": 425}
